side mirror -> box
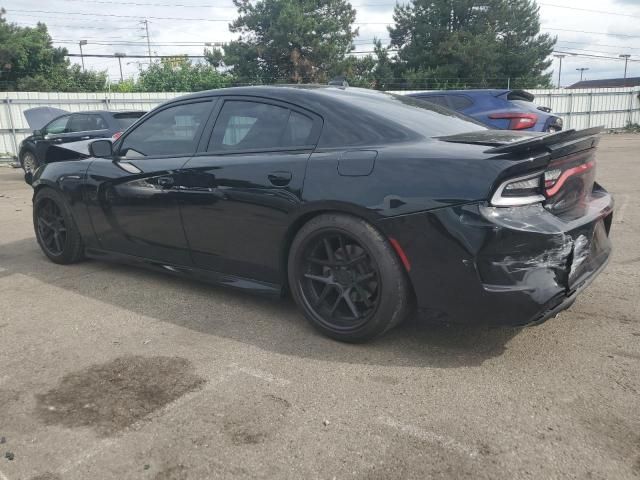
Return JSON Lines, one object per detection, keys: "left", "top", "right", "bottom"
{"left": 89, "top": 139, "right": 113, "bottom": 158}
{"left": 33, "top": 129, "right": 42, "bottom": 137}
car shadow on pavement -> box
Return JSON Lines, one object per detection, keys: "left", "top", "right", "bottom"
{"left": 0, "top": 238, "right": 521, "bottom": 368}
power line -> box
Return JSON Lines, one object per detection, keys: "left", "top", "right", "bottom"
{"left": 538, "top": 3, "right": 640, "bottom": 19}
{"left": 6, "top": 8, "right": 389, "bottom": 24}
{"left": 542, "top": 27, "right": 640, "bottom": 39}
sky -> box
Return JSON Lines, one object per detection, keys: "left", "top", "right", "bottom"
{"left": 2, "top": 0, "right": 640, "bottom": 87}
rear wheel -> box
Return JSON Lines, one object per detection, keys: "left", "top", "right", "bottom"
{"left": 33, "top": 188, "right": 84, "bottom": 264}
{"left": 288, "top": 213, "right": 411, "bottom": 342}
{"left": 21, "top": 151, "right": 38, "bottom": 173}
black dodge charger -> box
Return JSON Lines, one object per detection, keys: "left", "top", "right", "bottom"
{"left": 28, "top": 86, "right": 613, "bottom": 342}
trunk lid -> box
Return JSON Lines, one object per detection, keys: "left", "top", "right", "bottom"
{"left": 437, "top": 127, "right": 603, "bottom": 215}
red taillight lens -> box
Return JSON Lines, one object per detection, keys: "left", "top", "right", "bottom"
{"left": 111, "top": 131, "right": 123, "bottom": 141}
{"left": 544, "top": 160, "right": 595, "bottom": 197}
{"left": 489, "top": 112, "right": 538, "bottom": 130}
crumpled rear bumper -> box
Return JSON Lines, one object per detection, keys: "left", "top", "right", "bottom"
{"left": 377, "top": 186, "right": 614, "bottom": 326}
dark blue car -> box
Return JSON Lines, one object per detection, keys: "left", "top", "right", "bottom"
{"left": 407, "top": 89, "right": 563, "bottom": 132}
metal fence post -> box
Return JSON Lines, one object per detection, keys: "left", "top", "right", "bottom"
{"left": 586, "top": 92, "right": 593, "bottom": 128}
{"left": 629, "top": 90, "right": 635, "bottom": 127}
{"left": 4, "top": 96, "right": 19, "bottom": 159}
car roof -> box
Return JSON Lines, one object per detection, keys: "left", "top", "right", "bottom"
{"left": 408, "top": 89, "right": 510, "bottom": 97}
{"left": 171, "top": 85, "right": 487, "bottom": 146}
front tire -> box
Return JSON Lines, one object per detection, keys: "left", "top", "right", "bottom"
{"left": 21, "top": 151, "right": 38, "bottom": 173}
{"left": 288, "top": 213, "right": 411, "bottom": 342}
{"left": 33, "top": 188, "right": 85, "bottom": 264}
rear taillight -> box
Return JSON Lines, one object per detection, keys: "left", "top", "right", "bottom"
{"left": 489, "top": 112, "right": 538, "bottom": 130}
{"left": 111, "top": 131, "right": 123, "bottom": 141}
{"left": 544, "top": 158, "right": 595, "bottom": 197}
{"left": 490, "top": 172, "right": 545, "bottom": 207}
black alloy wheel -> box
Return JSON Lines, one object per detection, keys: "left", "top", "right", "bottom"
{"left": 33, "top": 188, "right": 85, "bottom": 264}
{"left": 299, "top": 230, "right": 381, "bottom": 330}
{"left": 36, "top": 198, "right": 67, "bottom": 257}
{"left": 289, "top": 213, "right": 411, "bottom": 342}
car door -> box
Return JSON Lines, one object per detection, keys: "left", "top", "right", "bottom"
{"left": 179, "top": 97, "right": 322, "bottom": 284}
{"left": 34, "top": 114, "right": 71, "bottom": 163}
{"left": 84, "top": 99, "right": 216, "bottom": 266}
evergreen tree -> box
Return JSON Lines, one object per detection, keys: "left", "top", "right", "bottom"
{"left": 388, "top": 0, "right": 555, "bottom": 88}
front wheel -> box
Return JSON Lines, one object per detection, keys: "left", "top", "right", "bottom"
{"left": 21, "top": 151, "right": 38, "bottom": 173}
{"left": 288, "top": 213, "right": 411, "bottom": 342}
{"left": 33, "top": 188, "right": 85, "bottom": 264}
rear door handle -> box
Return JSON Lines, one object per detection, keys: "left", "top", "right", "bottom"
{"left": 268, "top": 171, "right": 292, "bottom": 187}
{"left": 81, "top": 136, "right": 90, "bottom": 140}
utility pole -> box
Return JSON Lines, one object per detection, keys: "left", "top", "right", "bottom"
{"left": 576, "top": 67, "right": 589, "bottom": 82}
{"left": 114, "top": 52, "right": 126, "bottom": 81}
{"left": 142, "top": 20, "right": 152, "bottom": 62}
{"left": 619, "top": 54, "right": 631, "bottom": 86}
{"left": 79, "top": 40, "right": 87, "bottom": 72}
{"left": 554, "top": 54, "right": 566, "bottom": 88}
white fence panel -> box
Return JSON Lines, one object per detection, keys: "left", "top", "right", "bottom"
{"left": 2, "top": 87, "right": 639, "bottom": 160}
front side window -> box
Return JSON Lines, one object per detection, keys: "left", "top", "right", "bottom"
{"left": 119, "top": 101, "right": 211, "bottom": 158}
{"left": 208, "top": 100, "right": 314, "bottom": 152}
{"left": 44, "top": 115, "right": 70, "bottom": 135}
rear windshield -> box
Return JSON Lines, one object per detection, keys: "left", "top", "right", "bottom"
{"left": 323, "top": 89, "right": 486, "bottom": 139}
{"left": 112, "top": 112, "right": 145, "bottom": 129}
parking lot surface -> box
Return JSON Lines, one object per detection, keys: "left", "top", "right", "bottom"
{"left": 0, "top": 134, "right": 639, "bottom": 480}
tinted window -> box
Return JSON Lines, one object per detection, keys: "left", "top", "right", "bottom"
{"left": 68, "top": 114, "right": 108, "bottom": 132}
{"left": 448, "top": 95, "right": 474, "bottom": 111}
{"left": 120, "top": 102, "right": 211, "bottom": 157}
{"left": 209, "top": 101, "right": 314, "bottom": 151}
{"left": 44, "top": 115, "right": 70, "bottom": 135}
{"left": 419, "top": 96, "right": 449, "bottom": 108}
{"left": 113, "top": 112, "right": 145, "bottom": 130}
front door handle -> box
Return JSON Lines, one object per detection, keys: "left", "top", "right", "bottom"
{"left": 80, "top": 136, "right": 90, "bottom": 140}
{"left": 157, "top": 176, "right": 174, "bottom": 188}
{"left": 268, "top": 171, "right": 292, "bottom": 187}
{"left": 53, "top": 138, "right": 63, "bottom": 143}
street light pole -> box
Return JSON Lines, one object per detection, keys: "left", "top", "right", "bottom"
{"left": 79, "top": 40, "right": 87, "bottom": 72}
{"left": 576, "top": 67, "right": 589, "bottom": 82}
{"left": 114, "top": 52, "right": 126, "bottom": 81}
{"left": 619, "top": 54, "right": 631, "bottom": 86}
{"left": 554, "top": 54, "right": 566, "bottom": 88}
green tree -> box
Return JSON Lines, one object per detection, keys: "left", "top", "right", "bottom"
{"left": 388, "top": 0, "right": 555, "bottom": 88}
{"left": 0, "top": 9, "right": 107, "bottom": 91}
{"left": 223, "top": 0, "right": 358, "bottom": 84}
{"left": 331, "top": 40, "right": 395, "bottom": 90}
{"left": 134, "top": 57, "right": 232, "bottom": 92}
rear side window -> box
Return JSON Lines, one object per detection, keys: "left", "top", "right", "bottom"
{"left": 119, "top": 101, "right": 211, "bottom": 157}
{"left": 208, "top": 100, "right": 314, "bottom": 152}
{"left": 448, "top": 95, "right": 473, "bottom": 111}
{"left": 67, "top": 114, "right": 107, "bottom": 132}
{"left": 112, "top": 112, "right": 144, "bottom": 130}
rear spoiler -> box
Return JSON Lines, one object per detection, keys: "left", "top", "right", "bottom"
{"left": 483, "top": 126, "right": 604, "bottom": 154}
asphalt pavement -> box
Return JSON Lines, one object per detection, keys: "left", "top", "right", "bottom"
{"left": 0, "top": 134, "right": 638, "bottom": 480}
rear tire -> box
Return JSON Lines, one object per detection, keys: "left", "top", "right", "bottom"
{"left": 288, "top": 213, "right": 411, "bottom": 342}
{"left": 21, "top": 151, "right": 38, "bottom": 173}
{"left": 33, "top": 188, "right": 85, "bottom": 264}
